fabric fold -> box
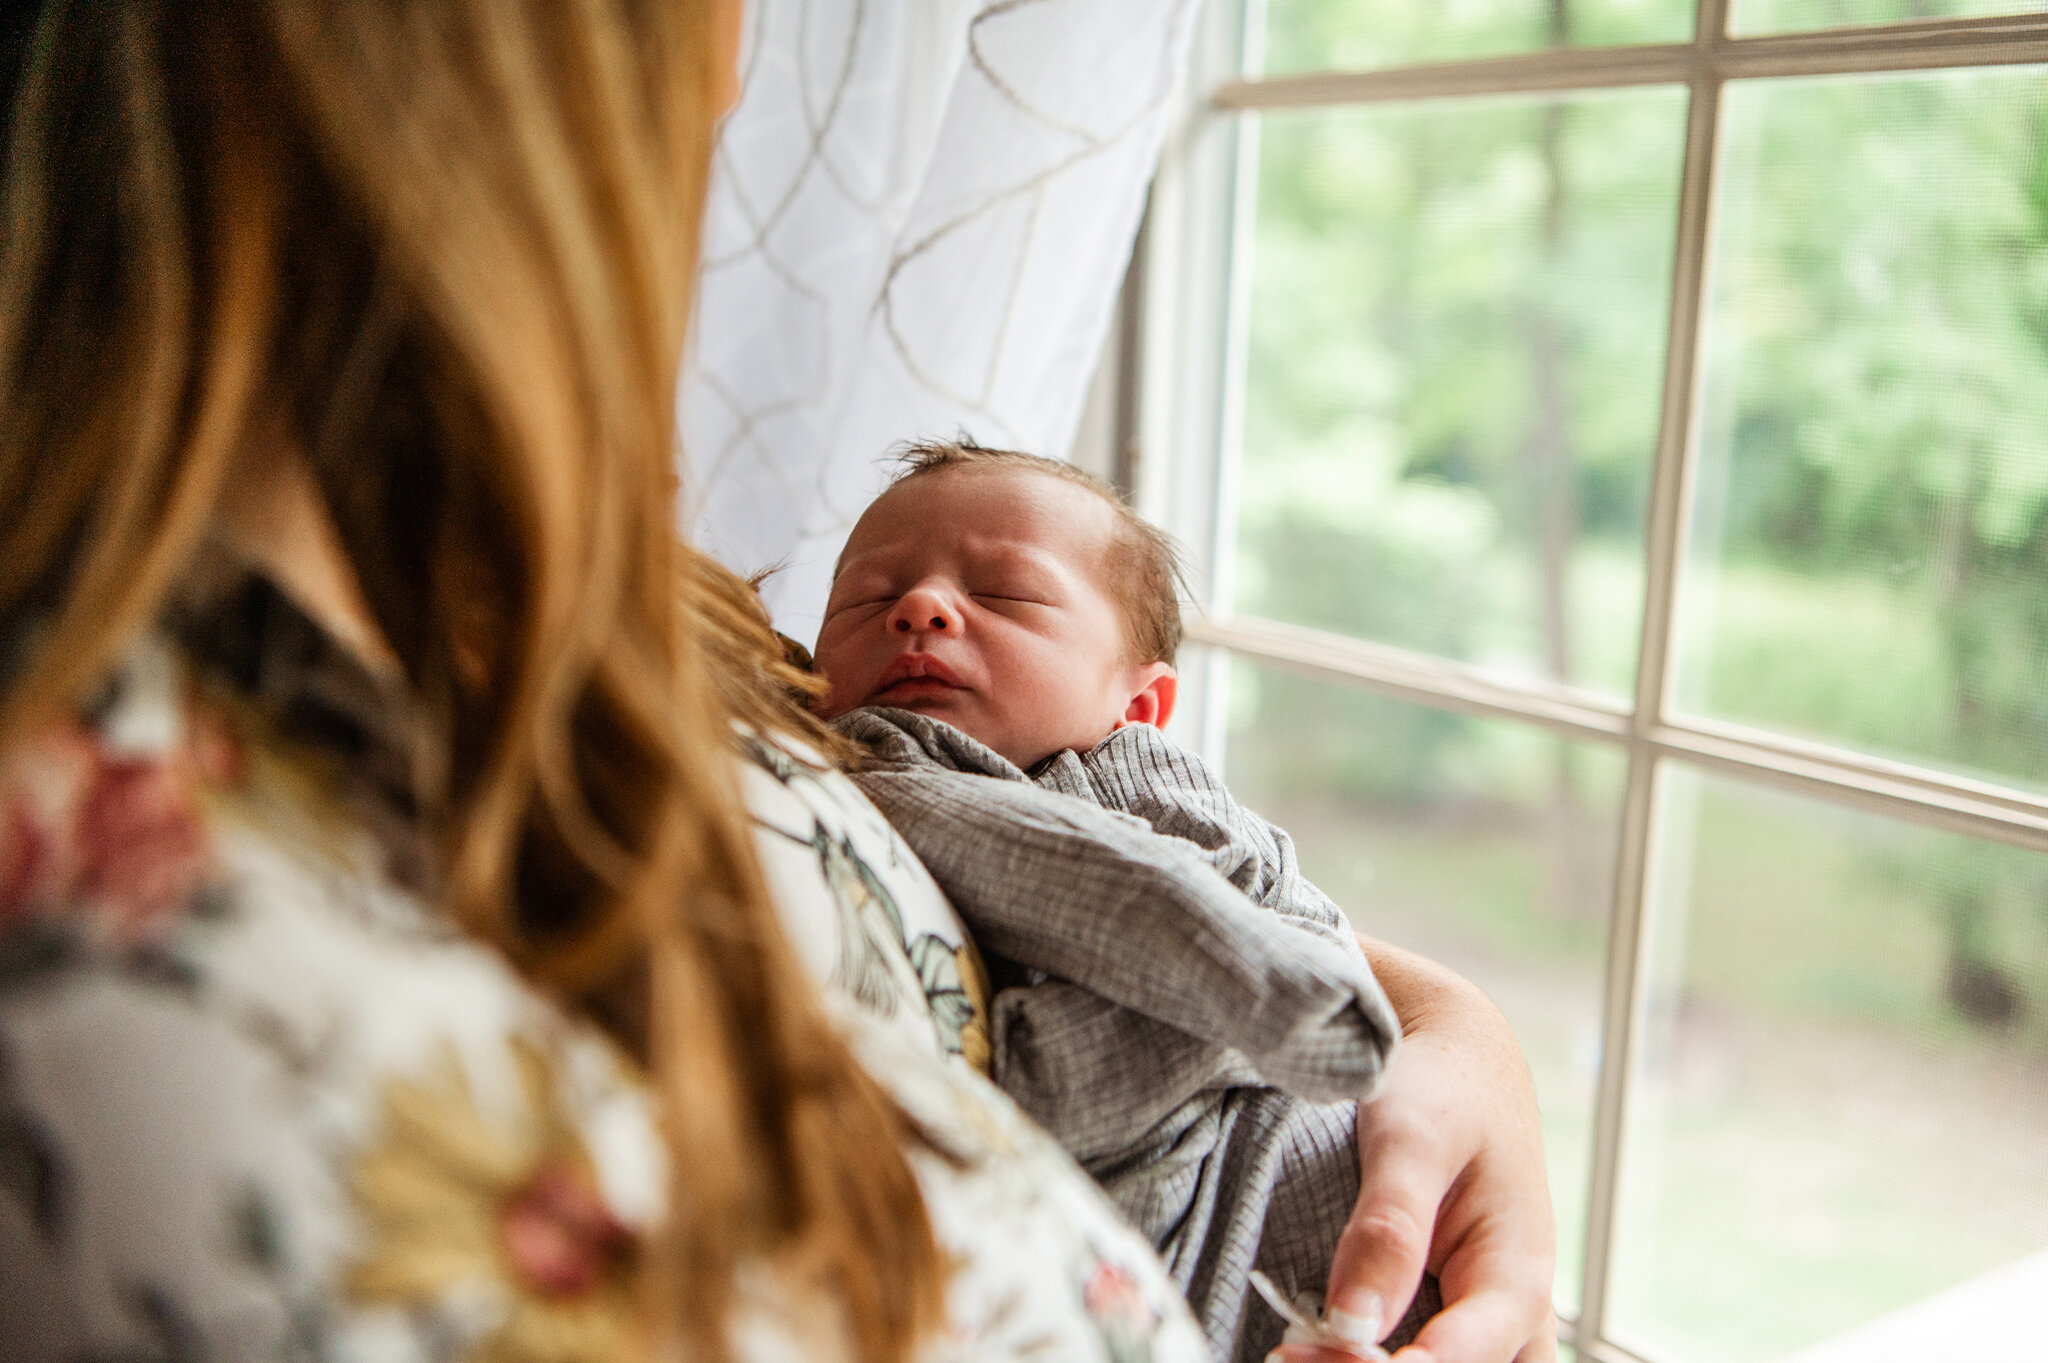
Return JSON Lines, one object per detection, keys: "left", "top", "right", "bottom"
{"left": 835, "top": 707, "right": 1405, "bottom": 1362}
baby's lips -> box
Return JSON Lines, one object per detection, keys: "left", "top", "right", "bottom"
{"left": 872, "top": 652, "right": 968, "bottom": 691}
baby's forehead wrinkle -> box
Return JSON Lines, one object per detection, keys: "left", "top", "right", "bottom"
{"left": 848, "top": 468, "right": 1121, "bottom": 582}
{"left": 957, "top": 528, "right": 1062, "bottom": 566}
{"left": 971, "top": 485, "right": 1121, "bottom": 565}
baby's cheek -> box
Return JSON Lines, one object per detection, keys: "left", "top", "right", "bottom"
{"left": 813, "top": 672, "right": 853, "bottom": 718}
{"left": 806, "top": 651, "right": 848, "bottom": 715}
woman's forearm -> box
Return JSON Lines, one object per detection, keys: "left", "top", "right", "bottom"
{"left": 1359, "top": 931, "right": 1506, "bottom": 1040}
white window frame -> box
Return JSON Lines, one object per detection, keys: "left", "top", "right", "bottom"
{"left": 1129, "top": 3, "right": 2048, "bottom": 1359}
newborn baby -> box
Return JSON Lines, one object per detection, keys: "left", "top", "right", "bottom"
{"left": 813, "top": 440, "right": 1416, "bottom": 1362}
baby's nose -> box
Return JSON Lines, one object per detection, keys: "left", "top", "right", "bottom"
{"left": 888, "top": 583, "right": 959, "bottom": 634}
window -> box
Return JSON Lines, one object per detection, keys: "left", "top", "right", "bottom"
{"left": 1131, "top": 3, "right": 2048, "bottom": 1359}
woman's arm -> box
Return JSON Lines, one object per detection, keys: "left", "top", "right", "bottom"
{"left": 1280, "top": 935, "right": 1559, "bottom": 1363}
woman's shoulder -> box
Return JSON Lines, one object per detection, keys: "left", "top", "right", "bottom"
{"left": 0, "top": 631, "right": 666, "bottom": 1363}
{"left": 735, "top": 725, "right": 994, "bottom": 1072}
{"left": 0, "top": 642, "right": 1208, "bottom": 1363}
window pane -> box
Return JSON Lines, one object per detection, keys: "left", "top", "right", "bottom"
{"left": 1676, "top": 68, "right": 2048, "bottom": 793}
{"left": 1730, "top": 0, "right": 2048, "bottom": 38}
{"left": 1237, "top": 89, "right": 1685, "bottom": 698}
{"left": 1217, "top": 655, "right": 1624, "bottom": 1310}
{"left": 1263, "top": 0, "right": 1693, "bottom": 77}
{"left": 1613, "top": 766, "right": 2048, "bottom": 1363}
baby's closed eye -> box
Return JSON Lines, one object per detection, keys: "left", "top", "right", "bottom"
{"left": 965, "top": 568, "right": 1060, "bottom": 607}
{"left": 825, "top": 579, "right": 900, "bottom": 613}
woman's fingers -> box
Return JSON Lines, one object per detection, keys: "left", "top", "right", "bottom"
{"left": 1388, "top": 1288, "right": 1557, "bottom": 1363}
{"left": 1324, "top": 1117, "right": 1441, "bottom": 1334}
{"left": 1515, "top": 1309, "right": 1562, "bottom": 1363}
{"left": 1268, "top": 1345, "right": 1389, "bottom": 1363}
{"left": 1324, "top": 1019, "right": 1466, "bottom": 1334}
{"left": 1387, "top": 1103, "right": 1556, "bottom": 1363}
{"left": 1332, "top": 935, "right": 1560, "bottom": 1363}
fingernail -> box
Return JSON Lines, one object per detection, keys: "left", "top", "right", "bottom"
{"left": 1328, "top": 1293, "right": 1384, "bottom": 1348}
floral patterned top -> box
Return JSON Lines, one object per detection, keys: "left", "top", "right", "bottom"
{"left": 0, "top": 562, "right": 1209, "bottom": 1363}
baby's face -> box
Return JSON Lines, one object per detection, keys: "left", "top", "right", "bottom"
{"left": 813, "top": 467, "right": 1171, "bottom": 769}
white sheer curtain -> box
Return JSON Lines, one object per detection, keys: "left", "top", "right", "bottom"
{"left": 681, "top": 0, "right": 1200, "bottom": 644}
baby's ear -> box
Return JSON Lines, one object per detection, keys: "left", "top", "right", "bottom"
{"left": 1121, "top": 662, "right": 1178, "bottom": 730}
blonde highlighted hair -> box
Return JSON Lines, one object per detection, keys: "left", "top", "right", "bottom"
{"left": 0, "top": 3, "right": 938, "bottom": 1360}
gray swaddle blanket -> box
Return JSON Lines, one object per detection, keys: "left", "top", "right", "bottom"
{"left": 835, "top": 708, "right": 1405, "bottom": 1361}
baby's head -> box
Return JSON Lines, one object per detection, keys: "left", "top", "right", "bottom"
{"left": 813, "top": 441, "right": 1183, "bottom": 769}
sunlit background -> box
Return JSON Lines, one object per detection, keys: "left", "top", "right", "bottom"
{"left": 1155, "top": 1, "right": 2048, "bottom": 1359}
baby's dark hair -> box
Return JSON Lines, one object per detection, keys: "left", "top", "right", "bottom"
{"left": 886, "top": 438, "right": 1185, "bottom": 665}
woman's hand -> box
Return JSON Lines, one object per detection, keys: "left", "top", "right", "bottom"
{"left": 1275, "top": 936, "right": 1558, "bottom": 1363}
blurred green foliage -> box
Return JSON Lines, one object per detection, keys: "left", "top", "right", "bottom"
{"left": 1685, "top": 71, "right": 2048, "bottom": 786}
{"left": 1232, "top": 11, "right": 2048, "bottom": 1003}
{"left": 1730, "top": 0, "right": 2046, "bottom": 35}
{"left": 1259, "top": 0, "right": 2041, "bottom": 73}
{"left": 1225, "top": 671, "right": 2048, "bottom": 1358}
{"left": 1239, "top": 85, "right": 1682, "bottom": 698}
{"left": 1261, "top": 0, "right": 1692, "bottom": 75}
{"left": 1238, "top": 59, "right": 2048, "bottom": 779}
{"left": 1225, "top": 19, "right": 2048, "bottom": 1347}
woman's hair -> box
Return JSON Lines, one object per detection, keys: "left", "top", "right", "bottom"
{"left": 694, "top": 557, "right": 865, "bottom": 766}
{"left": 0, "top": 3, "right": 939, "bottom": 1360}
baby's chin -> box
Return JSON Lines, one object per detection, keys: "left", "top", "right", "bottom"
{"left": 874, "top": 693, "right": 985, "bottom": 735}
{"left": 862, "top": 685, "right": 968, "bottom": 717}
{"left": 864, "top": 695, "right": 1036, "bottom": 764}
{"left": 850, "top": 688, "right": 1103, "bottom": 769}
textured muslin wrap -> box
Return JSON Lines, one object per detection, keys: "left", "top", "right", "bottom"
{"left": 836, "top": 709, "right": 1415, "bottom": 1360}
